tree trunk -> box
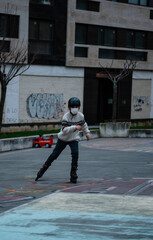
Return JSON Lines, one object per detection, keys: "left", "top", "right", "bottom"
{"left": 0, "top": 83, "right": 7, "bottom": 132}
{"left": 112, "top": 81, "right": 117, "bottom": 122}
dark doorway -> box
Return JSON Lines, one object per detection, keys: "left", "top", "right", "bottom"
{"left": 117, "top": 75, "right": 132, "bottom": 120}
{"left": 83, "top": 68, "right": 132, "bottom": 124}
{"left": 99, "top": 78, "right": 113, "bottom": 122}
{"left": 83, "top": 69, "right": 99, "bottom": 125}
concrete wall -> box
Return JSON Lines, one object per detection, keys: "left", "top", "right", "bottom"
{"left": 100, "top": 123, "right": 153, "bottom": 138}
{"left": 4, "top": 66, "right": 84, "bottom": 124}
{"left": 129, "top": 129, "right": 153, "bottom": 138}
{"left": 0, "top": 130, "right": 100, "bottom": 152}
{"left": 100, "top": 122, "right": 131, "bottom": 137}
{"left": 131, "top": 71, "right": 153, "bottom": 119}
{"left": 1, "top": 128, "right": 153, "bottom": 152}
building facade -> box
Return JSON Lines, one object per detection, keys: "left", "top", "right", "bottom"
{"left": 66, "top": 0, "right": 153, "bottom": 124}
{"left": 1, "top": 0, "right": 153, "bottom": 128}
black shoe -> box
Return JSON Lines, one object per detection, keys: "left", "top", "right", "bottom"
{"left": 35, "top": 164, "right": 48, "bottom": 181}
{"left": 70, "top": 168, "right": 78, "bottom": 184}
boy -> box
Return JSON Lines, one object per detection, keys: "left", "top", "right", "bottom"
{"left": 35, "top": 97, "right": 90, "bottom": 183}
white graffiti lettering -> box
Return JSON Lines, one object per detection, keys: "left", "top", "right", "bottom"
{"left": 27, "top": 93, "right": 63, "bottom": 119}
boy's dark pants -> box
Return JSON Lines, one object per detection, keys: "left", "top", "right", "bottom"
{"left": 45, "top": 139, "right": 79, "bottom": 169}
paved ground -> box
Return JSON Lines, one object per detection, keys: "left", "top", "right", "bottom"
{"left": 1, "top": 192, "right": 153, "bottom": 240}
{"left": 81, "top": 137, "right": 153, "bottom": 153}
{"left": 1, "top": 138, "right": 153, "bottom": 239}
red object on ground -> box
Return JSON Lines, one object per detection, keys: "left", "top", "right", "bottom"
{"left": 33, "top": 135, "right": 53, "bottom": 148}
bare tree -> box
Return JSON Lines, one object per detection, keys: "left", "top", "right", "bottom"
{"left": 0, "top": 4, "right": 36, "bottom": 131}
{"left": 98, "top": 60, "right": 137, "bottom": 122}
{"left": 0, "top": 40, "right": 36, "bottom": 131}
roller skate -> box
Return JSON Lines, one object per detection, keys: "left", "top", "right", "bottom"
{"left": 35, "top": 164, "right": 48, "bottom": 181}
{"left": 70, "top": 167, "right": 78, "bottom": 184}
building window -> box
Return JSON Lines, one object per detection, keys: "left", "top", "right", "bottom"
{"left": 126, "top": 30, "right": 146, "bottom": 49}
{"left": 29, "top": 19, "right": 53, "bottom": 40}
{"left": 76, "top": 23, "right": 149, "bottom": 50}
{"left": 135, "top": 32, "right": 146, "bottom": 49}
{"left": 140, "top": 0, "right": 147, "bottom": 5}
{"left": 149, "top": 1, "right": 153, "bottom": 7}
{"left": 98, "top": 27, "right": 116, "bottom": 47}
{"left": 128, "top": 0, "right": 138, "bottom": 4}
{"left": 76, "top": 0, "right": 88, "bottom": 9}
{"left": 98, "top": 28, "right": 104, "bottom": 45}
{"left": 29, "top": 19, "right": 53, "bottom": 55}
{"left": 126, "top": 51, "right": 147, "bottom": 61}
{"left": 75, "top": 24, "right": 87, "bottom": 44}
{"left": 75, "top": 47, "right": 88, "bottom": 57}
{"left": 108, "top": 0, "right": 148, "bottom": 5}
{"left": 29, "top": 42, "right": 53, "bottom": 55}
{"left": 0, "top": 14, "right": 19, "bottom": 38}
{"left": 150, "top": 10, "right": 153, "bottom": 19}
{"left": 128, "top": 0, "right": 148, "bottom": 5}
{"left": 0, "top": 40, "right": 10, "bottom": 52}
{"left": 99, "top": 48, "right": 147, "bottom": 61}
{"left": 104, "top": 29, "right": 116, "bottom": 47}
{"left": 88, "top": 1, "right": 100, "bottom": 11}
{"left": 126, "top": 31, "right": 135, "bottom": 48}
{"left": 99, "top": 49, "right": 115, "bottom": 59}
{"left": 76, "top": 0, "right": 100, "bottom": 12}
{"left": 30, "top": 0, "right": 53, "bottom": 5}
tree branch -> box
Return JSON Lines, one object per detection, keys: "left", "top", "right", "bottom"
{"left": 99, "top": 62, "right": 114, "bottom": 82}
{"left": 99, "top": 59, "right": 137, "bottom": 83}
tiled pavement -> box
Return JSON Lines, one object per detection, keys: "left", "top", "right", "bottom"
{"left": 81, "top": 138, "right": 153, "bottom": 153}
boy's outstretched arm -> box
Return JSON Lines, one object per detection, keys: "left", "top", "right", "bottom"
{"left": 81, "top": 121, "right": 90, "bottom": 141}
{"left": 86, "top": 135, "right": 90, "bottom": 141}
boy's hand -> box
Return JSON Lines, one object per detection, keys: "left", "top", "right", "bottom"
{"left": 86, "top": 135, "right": 90, "bottom": 141}
{"left": 76, "top": 125, "right": 82, "bottom": 131}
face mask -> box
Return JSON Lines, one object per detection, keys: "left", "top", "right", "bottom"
{"left": 71, "top": 108, "right": 79, "bottom": 115}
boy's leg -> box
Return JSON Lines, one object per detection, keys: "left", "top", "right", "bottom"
{"left": 35, "top": 139, "right": 67, "bottom": 181}
{"left": 45, "top": 139, "right": 67, "bottom": 166}
{"left": 69, "top": 141, "right": 79, "bottom": 183}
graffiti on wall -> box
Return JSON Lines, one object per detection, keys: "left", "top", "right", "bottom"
{"left": 27, "top": 93, "right": 63, "bottom": 119}
{"left": 133, "top": 96, "right": 149, "bottom": 112}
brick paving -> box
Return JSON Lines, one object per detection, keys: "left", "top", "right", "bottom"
{"left": 61, "top": 178, "right": 153, "bottom": 196}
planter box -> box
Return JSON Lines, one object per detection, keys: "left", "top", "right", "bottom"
{"left": 100, "top": 122, "right": 131, "bottom": 137}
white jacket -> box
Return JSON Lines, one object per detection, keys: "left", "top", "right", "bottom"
{"left": 58, "top": 111, "right": 90, "bottom": 142}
